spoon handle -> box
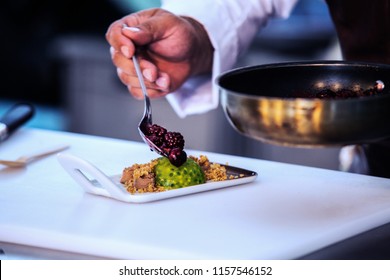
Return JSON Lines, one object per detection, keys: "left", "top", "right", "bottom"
{"left": 132, "top": 56, "right": 148, "bottom": 98}
{"left": 132, "top": 55, "right": 152, "bottom": 124}
{"left": 21, "top": 145, "right": 70, "bottom": 164}
{"left": 0, "top": 159, "right": 24, "bottom": 167}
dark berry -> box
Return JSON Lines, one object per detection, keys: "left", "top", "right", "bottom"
{"left": 146, "top": 124, "right": 167, "bottom": 137}
{"left": 164, "top": 132, "right": 185, "bottom": 149}
{"left": 168, "top": 148, "right": 187, "bottom": 167}
{"left": 162, "top": 146, "right": 172, "bottom": 155}
{"left": 147, "top": 135, "right": 164, "bottom": 147}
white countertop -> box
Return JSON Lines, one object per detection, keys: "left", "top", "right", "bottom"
{"left": 1, "top": 128, "right": 390, "bottom": 259}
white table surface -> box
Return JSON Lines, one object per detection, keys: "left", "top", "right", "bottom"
{"left": 1, "top": 128, "right": 390, "bottom": 260}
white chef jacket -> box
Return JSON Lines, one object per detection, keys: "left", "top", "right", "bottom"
{"left": 161, "top": 0, "right": 298, "bottom": 117}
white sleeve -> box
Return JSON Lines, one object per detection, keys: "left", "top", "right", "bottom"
{"left": 161, "top": 0, "right": 298, "bottom": 118}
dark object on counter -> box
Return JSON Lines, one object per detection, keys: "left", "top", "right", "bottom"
{"left": 0, "top": 103, "right": 35, "bottom": 142}
{"left": 218, "top": 61, "right": 390, "bottom": 147}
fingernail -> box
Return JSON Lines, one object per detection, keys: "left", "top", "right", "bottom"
{"left": 143, "top": 69, "right": 153, "bottom": 82}
{"left": 156, "top": 77, "right": 168, "bottom": 88}
{"left": 110, "top": 46, "right": 115, "bottom": 57}
{"left": 123, "top": 26, "right": 141, "bottom": 32}
{"left": 121, "top": 46, "right": 130, "bottom": 58}
{"left": 116, "top": 68, "right": 123, "bottom": 75}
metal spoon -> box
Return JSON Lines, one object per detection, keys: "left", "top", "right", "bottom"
{"left": 0, "top": 145, "right": 69, "bottom": 168}
{"left": 132, "top": 55, "right": 168, "bottom": 157}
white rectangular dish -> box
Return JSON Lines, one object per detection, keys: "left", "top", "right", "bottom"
{"left": 57, "top": 153, "right": 258, "bottom": 203}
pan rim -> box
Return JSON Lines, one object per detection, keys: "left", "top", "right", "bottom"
{"left": 217, "top": 60, "right": 390, "bottom": 103}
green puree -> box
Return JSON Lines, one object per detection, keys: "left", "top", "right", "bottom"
{"left": 154, "top": 157, "right": 206, "bottom": 189}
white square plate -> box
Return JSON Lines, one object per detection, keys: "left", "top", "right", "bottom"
{"left": 57, "top": 153, "right": 258, "bottom": 203}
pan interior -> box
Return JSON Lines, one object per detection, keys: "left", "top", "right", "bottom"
{"left": 218, "top": 62, "right": 390, "bottom": 98}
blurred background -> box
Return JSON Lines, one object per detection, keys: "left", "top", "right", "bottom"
{"left": 0, "top": 0, "right": 344, "bottom": 170}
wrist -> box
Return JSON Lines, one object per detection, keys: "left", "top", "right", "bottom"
{"left": 181, "top": 16, "right": 214, "bottom": 76}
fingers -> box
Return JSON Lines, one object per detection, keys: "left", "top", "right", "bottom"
{"left": 129, "top": 85, "right": 170, "bottom": 100}
{"left": 106, "top": 19, "right": 136, "bottom": 58}
{"left": 121, "top": 8, "right": 168, "bottom": 44}
{"left": 111, "top": 47, "right": 170, "bottom": 98}
{"left": 140, "top": 59, "right": 159, "bottom": 82}
{"left": 118, "top": 68, "right": 170, "bottom": 99}
{"left": 106, "top": 9, "right": 163, "bottom": 56}
{"left": 107, "top": 9, "right": 187, "bottom": 99}
{"left": 138, "top": 61, "right": 169, "bottom": 90}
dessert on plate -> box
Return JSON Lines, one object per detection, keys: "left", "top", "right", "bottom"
{"left": 121, "top": 123, "right": 245, "bottom": 194}
{"left": 120, "top": 155, "right": 243, "bottom": 194}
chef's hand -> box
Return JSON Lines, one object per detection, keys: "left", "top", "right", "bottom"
{"left": 106, "top": 8, "right": 213, "bottom": 99}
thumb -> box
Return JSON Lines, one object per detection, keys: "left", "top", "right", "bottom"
{"left": 122, "top": 18, "right": 163, "bottom": 47}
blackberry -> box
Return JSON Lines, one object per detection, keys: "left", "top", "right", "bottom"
{"left": 168, "top": 148, "right": 187, "bottom": 167}
{"left": 147, "top": 135, "right": 164, "bottom": 147}
{"left": 164, "top": 132, "right": 185, "bottom": 149}
{"left": 145, "top": 124, "right": 166, "bottom": 147}
{"left": 144, "top": 123, "right": 187, "bottom": 167}
{"left": 146, "top": 124, "right": 167, "bottom": 137}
